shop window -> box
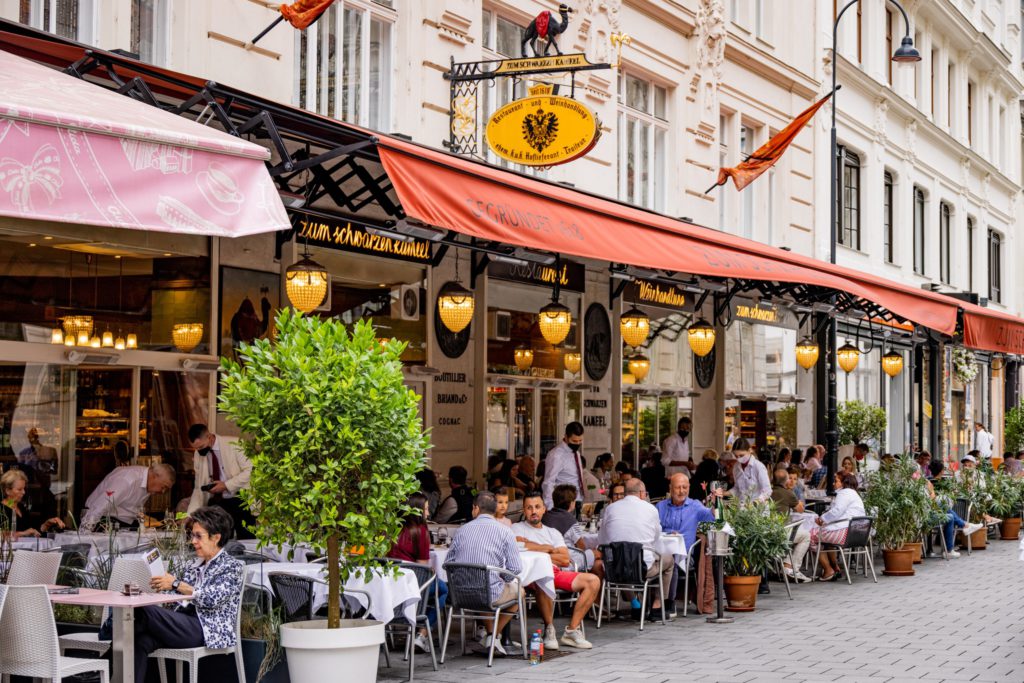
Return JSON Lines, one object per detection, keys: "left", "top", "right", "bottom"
{"left": 486, "top": 281, "right": 581, "bottom": 379}
{"left": 939, "top": 202, "right": 951, "bottom": 284}
{"left": 725, "top": 323, "right": 797, "bottom": 396}
{"left": 837, "top": 341, "right": 880, "bottom": 409}
{"left": 19, "top": 0, "right": 95, "bottom": 44}
{"left": 988, "top": 229, "right": 1002, "bottom": 303}
{"left": 913, "top": 186, "right": 925, "bottom": 274}
{"left": 835, "top": 146, "right": 860, "bottom": 250}
{"left": 130, "top": 0, "right": 168, "bottom": 65}
{"left": 617, "top": 73, "right": 668, "bottom": 211}
{"left": 487, "top": 386, "right": 510, "bottom": 460}
{"left": 883, "top": 171, "right": 894, "bottom": 263}
{"left": 295, "top": 1, "right": 394, "bottom": 131}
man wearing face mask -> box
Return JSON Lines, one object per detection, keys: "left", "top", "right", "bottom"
{"left": 187, "top": 424, "right": 254, "bottom": 538}
{"left": 661, "top": 417, "right": 693, "bottom": 479}
{"left": 542, "top": 422, "right": 586, "bottom": 509}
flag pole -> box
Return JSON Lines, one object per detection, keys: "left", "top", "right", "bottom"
{"left": 249, "top": 15, "right": 284, "bottom": 46}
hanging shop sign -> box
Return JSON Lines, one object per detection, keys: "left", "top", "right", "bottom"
{"left": 624, "top": 280, "right": 694, "bottom": 312}
{"left": 491, "top": 53, "right": 600, "bottom": 76}
{"left": 729, "top": 299, "right": 799, "bottom": 330}
{"left": 488, "top": 259, "right": 586, "bottom": 292}
{"left": 293, "top": 211, "right": 433, "bottom": 264}
{"left": 485, "top": 95, "right": 599, "bottom": 167}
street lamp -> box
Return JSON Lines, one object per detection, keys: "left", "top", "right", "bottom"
{"left": 826, "top": 0, "right": 919, "bottom": 494}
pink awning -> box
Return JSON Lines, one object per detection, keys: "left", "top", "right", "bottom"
{"left": 0, "top": 50, "right": 288, "bottom": 237}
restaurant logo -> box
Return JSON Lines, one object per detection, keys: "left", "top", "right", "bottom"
{"left": 492, "top": 53, "right": 594, "bottom": 75}
{"left": 486, "top": 95, "right": 599, "bottom": 167}
{"left": 729, "top": 299, "right": 798, "bottom": 330}
{"left": 487, "top": 259, "right": 585, "bottom": 292}
{"left": 293, "top": 212, "right": 432, "bottom": 264}
{"left": 625, "top": 280, "right": 692, "bottom": 312}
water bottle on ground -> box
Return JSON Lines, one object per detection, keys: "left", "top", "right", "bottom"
{"left": 529, "top": 629, "right": 542, "bottom": 665}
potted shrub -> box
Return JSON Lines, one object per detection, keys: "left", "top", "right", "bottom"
{"left": 721, "top": 500, "right": 790, "bottom": 611}
{"left": 862, "top": 458, "right": 930, "bottom": 576}
{"left": 954, "top": 469, "right": 993, "bottom": 550}
{"left": 987, "top": 471, "right": 1022, "bottom": 540}
{"left": 220, "top": 312, "right": 429, "bottom": 682}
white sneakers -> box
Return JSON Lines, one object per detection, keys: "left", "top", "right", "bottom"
{"left": 785, "top": 567, "right": 813, "bottom": 583}
{"left": 413, "top": 634, "right": 430, "bottom": 653}
{"left": 962, "top": 522, "right": 984, "bottom": 536}
{"left": 478, "top": 634, "right": 507, "bottom": 656}
{"left": 948, "top": 550, "right": 961, "bottom": 558}
{"left": 560, "top": 627, "right": 593, "bottom": 649}
{"left": 543, "top": 623, "right": 560, "bottom": 651}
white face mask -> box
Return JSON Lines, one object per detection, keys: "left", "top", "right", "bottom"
{"left": 739, "top": 454, "right": 751, "bottom": 465}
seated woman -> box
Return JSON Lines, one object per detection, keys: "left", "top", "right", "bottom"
{"left": 810, "top": 472, "right": 866, "bottom": 581}
{"left": 138, "top": 506, "right": 244, "bottom": 683}
{"left": 841, "top": 456, "right": 857, "bottom": 475}
{"left": 0, "top": 468, "right": 63, "bottom": 538}
{"left": 691, "top": 449, "right": 722, "bottom": 501}
{"left": 387, "top": 492, "right": 447, "bottom": 653}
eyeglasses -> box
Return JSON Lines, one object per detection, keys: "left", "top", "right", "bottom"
{"left": 190, "top": 532, "right": 206, "bottom": 541}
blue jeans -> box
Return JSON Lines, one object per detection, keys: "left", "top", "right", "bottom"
{"left": 942, "top": 510, "right": 967, "bottom": 551}
{"left": 427, "top": 579, "right": 448, "bottom": 628}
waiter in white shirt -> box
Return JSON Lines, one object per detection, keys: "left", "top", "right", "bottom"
{"left": 81, "top": 464, "right": 175, "bottom": 529}
{"left": 187, "top": 423, "right": 254, "bottom": 538}
{"left": 661, "top": 417, "right": 693, "bottom": 479}
{"left": 541, "top": 422, "right": 586, "bottom": 509}
{"left": 974, "top": 422, "right": 995, "bottom": 461}
{"left": 727, "top": 437, "right": 772, "bottom": 504}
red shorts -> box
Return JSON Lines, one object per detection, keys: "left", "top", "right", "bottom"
{"left": 552, "top": 565, "right": 579, "bottom": 592}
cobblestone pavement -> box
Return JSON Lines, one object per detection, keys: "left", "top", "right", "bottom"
{"left": 379, "top": 537, "right": 1024, "bottom": 682}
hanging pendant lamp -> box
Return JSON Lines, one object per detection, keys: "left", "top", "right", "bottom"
{"left": 882, "top": 349, "right": 904, "bottom": 378}
{"left": 628, "top": 353, "right": 650, "bottom": 382}
{"left": 687, "top": 319, "right": 716, "bottom": 357}
{"left": 285, "top": 240, "right": 329, "bottom": 313}
{"left": 795, "top": 336, "right": 820, "bottom": 371}
{"left": 620, "top": 306, "right": 650, "bottom": 348}
{"left": 539, "top": 300, "right": 572, "bottom": 346}
{"left": 837, "top": 342, "right": 861, "bottom": 374}
{"left": 514, "top": 346, "right": 534, "bottom": 372}
{"left": 564, "top": 350, "right": 582, "bottom": 375}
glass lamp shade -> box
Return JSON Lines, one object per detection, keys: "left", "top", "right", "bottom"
{"left": 63, "top": 335, "right": 75, "bottom": 347}
{"left": 687, "top": 319, "right": 716, "bottom": 357}
{"left": 882, "top": 350, "right": 904, "bottom": 378}
{"left": 564, "top": 351, "right": 582, "bottom": 375}
{"left": 437, "top": 282, "right": 475, "bottom": 333}
{"left": 795, "top": 337, "right": 820, "bottom": 371}
{"left": 837, "top": 342, "right": 861, "bottom": 374}
{"left": 172, "top": 322, "right": 204, "bottom": 353}
{"left": 620, "top": 307, "right": 650, "bottom": 348}
{"left": 77, "top": 331, "right": 90, "bottom": 346}
{"left": 101, "top": 330, "right": 114, "bottom": 347}
{"left": 114, "top": 336, "right": 126, "bottom": 350}
{"left": 126, "top": 334, "right": 138, "bottom": 349}
{"left": 514, "top": 347, "right": 534, "bottom": 371}
{"left": 61, "top": 315, "right": 93, "bottom": 339}
{"left": 538, "top": 301, "right": 572, "bottom": 346}
{"left": 285, "top": 256, "right": 329, "bottom": 313}
{"left": 89, "top": 335, "right": 101, "bottom": 348}
{"left": 628, "top": 354, "right": 650, "bottom": 382}
{"left": 50, "top": 327, "right": 63, "bottom": 345}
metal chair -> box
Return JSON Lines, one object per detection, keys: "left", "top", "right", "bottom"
{"left": 953, "top": 498, "right": 974, "bottom": 554}
{"left": 813, "top": 516, "right": 877, "bottom": 584}
{"left": 59, "top": 557, "right": 153, "bottom": 656}
{"left": 679, "top": 537, "right": 703, "bottom": 617}
{"left": 269, "top": 572, "right": 317, "bottom": 622}
{"left": 596, "top": 542, "right": 666, "bottom": 631}
{"left": 770, "top": 522, "right": 801, "bottom": 600}
{"left": 0, "top": 585, "right": 109, "bottom": 682}
{"left": 6, "top": 549, "right": 61, "bottom": 585}
{"left": 381, "top": 561, "right": 438, "bottom": 681}
{"left": 440, "top": 562, "right": 528, "bottom": 667}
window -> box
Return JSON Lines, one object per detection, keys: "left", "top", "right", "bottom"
{"left": 883, "top": 171, "right": 894, "bottom": 263}
{"left": 939, "top": 203, "right": 951, "bottom": 284}
{"left": 967, "top": 216, "right": 975, "bottom": 291}
{"left": 999, "top": 106, "right": 1007, "bottom": 169}
{"left": 130, "top": 0, "right": 168, "bottom": 65}
{"left": 755, "top": 0, "right": 771, "bottom": 40}
{"left": 719, "top": 114, "right": 729, "bottom": 229}
{"left": 618, "top": 73, "right": 668, "bottom": 211}
{"left": 295, "top": 2, "right": 394, "bottom": 131}
{"left": 988, "top": 95, "right": 995, "bottom": 157}
{"left": 947, "top": 63, "right": 955, "bottom": 130}
{"left": 913, "top": 187, "right": 925, "bottom": 274}
{"left": 740, "top": 124, "right": 754, "bottom": 238}
{"left": 835, "top": 146, "right": 861, "bottom": 249}
{"left": 856, "top": 2, "right": 863, "bottom": 64}
{"left": 967, "top": 80, "right": 974, "bottom": 145}
{"left": 886, "top": 10, "right": 894, "bottom": 84}
{"left": 988, "top": 229, "right": 1002, "bottom": 303}
{"left": 913, "top": 31, "right": 921, "bottom": 100}
{"left": 930, "top": 49, "right": 937, "bottom": 118}
{"left": 19, "top": 0, "right": 94, "bottom": 43}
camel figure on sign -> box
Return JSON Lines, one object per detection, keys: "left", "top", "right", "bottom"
{"left": 521, "top": 4, "right": 574, "bottom": 57}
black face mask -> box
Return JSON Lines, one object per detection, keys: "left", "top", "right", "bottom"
{"left": 567, "top": 442, "right": 581, "bottom": 453}
{"left": 197, "top": 447, "right": 212, "bottom": 456}
{"left": 678, "top": 430, "right": 690, "bottom": 440}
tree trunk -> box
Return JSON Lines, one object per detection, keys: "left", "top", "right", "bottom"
{"left": 327, "top": 533, "right": 340, "bottom": 629}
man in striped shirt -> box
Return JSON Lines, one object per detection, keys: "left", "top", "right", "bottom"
{"left": 445, "top": 490, "right": 523, "bottom": 655}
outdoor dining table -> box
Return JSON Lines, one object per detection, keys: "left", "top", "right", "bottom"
{"left": 244, "top": 562, "right": 420, "bottom": 623}
{"left": 578, "top": 532, "right": 690, "bottom": 569}
{"left": 429, "top": 547, "right": 556, "bottom": 597}
{"left": 48, "top": 586, "right": 189, "bottom": 683}
{"left": 11, "top": 536, "right": 56, "bottom": 552}
{"left": 236, "top": 539, "right": 313, "bottom": 563}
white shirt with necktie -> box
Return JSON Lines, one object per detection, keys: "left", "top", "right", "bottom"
{"left": 187, "top": 436, "right": 253, "bottom": 514}
{"left": 541, "top": 441, "right": 584, "bottom": 509}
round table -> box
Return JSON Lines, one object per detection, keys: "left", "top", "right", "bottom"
{"left": 580, "top": 533, "right": 690, "bottom": 569}
{"left": 430, "top": 547, "right": 556, "bottom": 597}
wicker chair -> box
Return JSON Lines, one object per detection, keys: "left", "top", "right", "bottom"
{"left": 953, "top": 498, "right": 976, "bottom": 554}
{"left": 596, "top": 542, "right": 666, "bottom": 631}
{"left": 6, "top": 549, "right": 61, "bottom": 586}
{"left": 381, "top": 561, "right": 438, "bottom": 681}
{"left": 269, "top": 572, "right": 317, "bottom": 622}
{"left": 441, "top": 562, "right": 528, "bottom": 667}
{"left": 0, "top": 585, "right": 109, "bottom": 682}
{"left": 58, "top": 557, "right": 153, "bottom": 656}
{"left": 813, "top": 516, "right": 877, "bottom": 584}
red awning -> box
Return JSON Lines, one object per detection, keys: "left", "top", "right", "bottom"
{"left": 377, "top": 138, "right": 960, "bottom": 335}
{"left": 963, "top": 303, "right": 1024, "bottom": 355}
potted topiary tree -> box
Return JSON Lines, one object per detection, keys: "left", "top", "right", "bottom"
{"left": 721, "top": 500, "right": 790, "bottom": 611}
{"left": 861, "top": 457, "right": 930, "bottom": 576}
{"left": 219, "top": 311, "right": 429, "bottom": 682}
{"left": 837, "top": 400, "right": 887, "bottom": 448}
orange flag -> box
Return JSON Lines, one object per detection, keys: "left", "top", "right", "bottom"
{"left": 280, "top": 0, "right": 336, "bottom": 30}
{"left": 710, "top": 89, "right": 835, "bottom": 193}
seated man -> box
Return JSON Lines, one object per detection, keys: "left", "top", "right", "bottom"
{"left": 770, "top": 468, "right": 812, "bottom": 583}
{"left": 435, "top": 465, "right": 474, "bottom": 524}
{"left": 542, "top": 484, "right": 602, "bottom": 576}
{"left": 513, "top": 492, "right": 598, "bottom": 650}
{"left": 597, "top": 479, "right": 674, "bottom": 616}
{"left": 607, "top": 482, "right": 626, "bottom": 504}
{"left": 445, "top": 491, "right": 522, "bottom": 656}
{"left": 655, "top": 473, "right": 714, "bottom": 614}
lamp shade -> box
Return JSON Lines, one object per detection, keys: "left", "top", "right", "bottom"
{"left": 63, "top": 335, "right": 75, "bottom": 347}
{"left": 514, "top": 347, "right": 534, "bottom": 371}
{"left": 538, "top": 301, "right": 572, "bottom": 346}
{"left": 101, "top": 330, "right": 114, "bottom": 348}
{"left": 285, "top": 256, "right": 329, "bottom": 313}
{"left": 837, "top": 342, "right": 861, "bottom": 373}
{"left": 687, "top": 319, "right": 716, "bottom": 357}
{"left": 50, "top": 327, "right": 63, "bottom": 345}
{"left": 795, "top": 337, "right": 820, "bottom": 371}
{"left": 882, "top": 350, "right": 904, "bottom": 378}
{"left": 628, "top": 353, "right": 650, "bottom": 382}
{"left": 172, "top": 322, "right": 204, "bottom": 353}
{"left": 89, "top": 335, "right": 101, "bottom": 348}
{"left": 437, "top": 282, "right": 475, "bottom": 333}
{"left": 61, "top": 315, "right": 94, "bottom": 340}
{"left": 620, "top": 306, "right": 650, "bottom": 348}
{"left": 892, "top": 35, "right": 922, "bottom": 63}
{"left": 126, "top": 333, "right": 138, "bottom": 349}
{"left": 114, "top": 336, "right": 126, "bottom": 350}
{"left": 564, "top": 351, "right": 581, "bottom": 375}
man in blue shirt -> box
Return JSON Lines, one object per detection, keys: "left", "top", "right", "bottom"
{"left": 655, "top": 473, "right": 715, "bottom": 616}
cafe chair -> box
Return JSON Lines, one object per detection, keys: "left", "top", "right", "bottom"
{"left": 0, "top": 585, "right": 7, "bottom": 623}
{"left": 953, "top": 498, "right": 984, "bottom": 554}
{"left": 269, "top": 572, "right": 317, "bottom": 622}
{"left": 596, "top": 542, "right": 666, "bottom": 631}
{"left": 380, "top": 560, "right": 438, "bottom": 681}
{"left": 0, "top": 584, "right": 109, "bottom": 683}
{"left": 441, "top": 562, "right": 528, "bottom": 668}
{"left": 6, "top": 549, "right": 61, "bottom": 586}
{"left": 813, "top": 516, "right": 877, "bottom": 585}
{"left": 59, "top": 557, "right": 153, "bottom": 656}
{"left": 680, "top": 537, "right": 703, "bottom": 617}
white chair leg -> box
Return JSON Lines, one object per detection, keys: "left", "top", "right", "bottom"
{"left": 486, "top": 609, "right": 500, "bottom": 668}
{"left": 439, "top": 606, "right": 453, "bottom": 664}
{"left": 234, "top": 647, "right": 245, "bottom": 683}
{"left": 175, "top": 661, "right": 183, "bottom": 683}
{"left": 596, "top": 582, "right": 605, "bottom": 628}
{"left": 639, "top": 584, "right": 648, "bottom": 631}
{"left": 156, "top": 659, "right": 168, "bottom": 683}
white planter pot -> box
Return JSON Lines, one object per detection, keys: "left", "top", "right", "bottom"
{"left": 280, "top": 619, "right": 384, "bottom": 683}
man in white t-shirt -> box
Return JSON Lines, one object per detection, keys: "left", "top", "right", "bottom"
{"left": 974, "top": 423, "right": 995, "bottom": 461}
{"left": 512, "top": 492, "right": 599, "bottom": 651}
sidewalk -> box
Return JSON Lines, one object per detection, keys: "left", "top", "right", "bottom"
{"left": 380, "top": 537, "right": 1024, "bottom": 682}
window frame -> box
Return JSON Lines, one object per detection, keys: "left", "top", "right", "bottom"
{"left": 988, "top": 229, "right": 1002, "bottom": 303}
{"left": 617, "top": 71, "right": 669, "bottom": 212}
{"left": 835, "top": 145, "right": 861, "bottom": 251}
{"left": 883, "top": 171, "right": 894, "bottom": 263}
{"left": 913, "top": 186, "right": 926, "bottom": 275}
{"left": 130, "top": 0, "right": 169, "bottom": 66}
{"left": 20, "top": 0, "right": 96, "bottom": 44}
{"left": 939, "top": 202, "right": 951, "bottom": 284}
{"left": 967, "top": 216, "right": 975, "bottom": 292}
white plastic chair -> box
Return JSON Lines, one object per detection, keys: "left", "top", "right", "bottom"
{"left": 59, "top": 557, "right": 153, "bottom": 656}
{"left": 148, "top": 573, "right": 247, "bottom": 683}
{"left": 0, "top": 584, "right": 109, "bottom": 683}
{"left": 6, "top": 549, "right": 62, "bottom": 585}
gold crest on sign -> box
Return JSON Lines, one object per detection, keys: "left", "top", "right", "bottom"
{"left": 522, "top": 108, "right": 559, "bottom": 152}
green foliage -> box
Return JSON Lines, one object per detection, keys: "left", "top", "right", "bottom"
{"left": 53, "top": 603, "right": 101, "bottom": 625}
{"left": 986, "top": 470, "right": 1024, "bottom": 519}
{"left": 862, "top": 457, "right": 932, "bottom": 549}
{"left": 837, "top": 400, "right": 887, "bottom": 446}
{"left": 218, "top": 310, "right": 429, "bottom": 628}
{"left": 944, "top": 468, "right": 993, "bottom": 522}
{"left": 722, "top": 500, "right": 791, "bottom": 577}
{"left": 241, "top": 604, "right": 284, "bottom": 682}
{"left": 1005, "top": 403, "right": 1024, "bottom": 454}
{"left": 775, "top": 405, "right": 797, "bottom": 449}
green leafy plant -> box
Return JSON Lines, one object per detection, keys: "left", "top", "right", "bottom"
{"left": 722, "top": 500, "right": 790, "bottom": 576}
{"left": 983, "top": 470, "right": 1022, "bottom": 519}
{"left": 241, "top": 603, "right": 284, "bottom": 682}
{"left": 775, "top": 405, "right": 797, "bottom": 449}
{"left": 837, "top": 400, "right": 887, "bottom": 447}
{"left": 1005, "top": 403, "right": 1024, "bottom": 454}
{"left": 219, "top": 311, "right": 429, "bottom": 629}
{"left": 862, "top": 457, "right": 931, "bottom": 549}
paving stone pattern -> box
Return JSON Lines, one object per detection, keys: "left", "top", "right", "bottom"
{"left": 379, "top": 538, "right": 1024, "bottom": 682}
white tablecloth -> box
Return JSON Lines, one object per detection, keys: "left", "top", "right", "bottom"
{"left": 430, "top": 548, "right": 556, "bottom": 597}
{"left": 245, "top": 562, "right": 420, "bottom": 623}
{"left": 790, "top": 511, "right": 819, "bottom": 533}
{"left": 580, "top": 533, "right": 690, "bottom": 570}
{"left": 11, "top": 537, "right": 56, "bottom": 552}
{"left": 237, "top": 539, "right": 312, "bottom": 563}
{"left": 52, "top": 530, "right": 171, "bottom": 558}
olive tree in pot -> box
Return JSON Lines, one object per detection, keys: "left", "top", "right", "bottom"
{"left": 862, "top": 458, "right": 930, "bottom": 576}
{"left": 987, "top": 471, "right": 1022, "bottom": 540}
{"left": 721, "top": 500, "right": 790, "bottom": 611}
{"left": 219, "top": 311, "right": 429, "bottom": 683}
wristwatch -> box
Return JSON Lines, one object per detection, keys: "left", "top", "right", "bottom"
{"left": 171, "top": 579, "right": 181, "bottom": 592}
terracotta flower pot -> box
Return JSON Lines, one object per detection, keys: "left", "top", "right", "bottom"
{"left": 1000, "top": 517, "right": 1022, "bottom": 540}
{"left": 968, "top": 527, "right": 987, "bottom": 549}
{"left": 902, "top": 541, "right": 923, "bottom": 564}
{"left": 881, "top": 548, "right": 915, "bottom": 576}
{"left": 723, "top": 575, "right": 761, "bottom": 612}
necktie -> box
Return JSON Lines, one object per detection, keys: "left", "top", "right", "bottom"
{"left": 209, "top": 449, "right": 222, "bottom": 483}
{"left": 573, "top": 451, "right": 584, "bottom": 497}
